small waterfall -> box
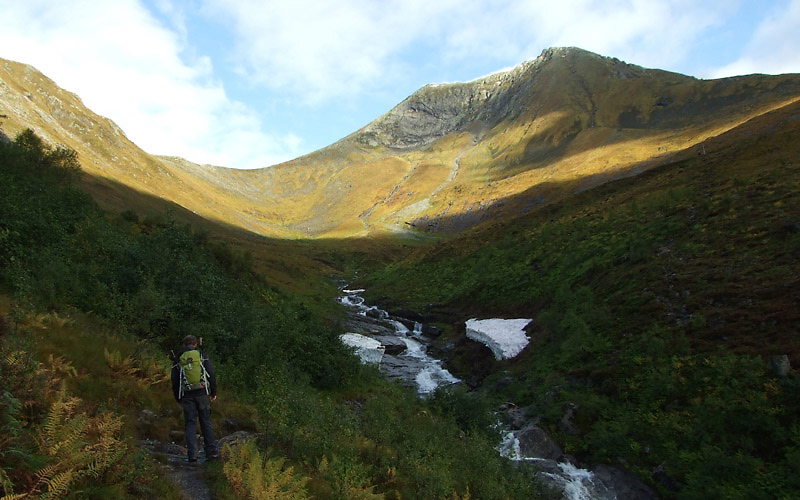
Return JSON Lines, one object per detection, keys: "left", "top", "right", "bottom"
{"left": 392, "top": 320, "right": 410, "bottom": 336}
{"left": 497, "top": 429, "right": 617, "bottom": 500}
{"left": 339, "top": 288, "right": 460, "bottom": 395}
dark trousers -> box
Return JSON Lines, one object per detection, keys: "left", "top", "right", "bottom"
{"left": 181, "top": 393, "right": 216, "bottom": 460}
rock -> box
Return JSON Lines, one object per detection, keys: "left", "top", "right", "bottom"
{"left": 138, "top": 409, "right": 157, "bottom": 424}
{"left": 422, "top": 325, "right": 443, "bottom": 337}
{"left": 218, "top": 431, "right": 259, "bottom": 452}
{"left": 160, "top": 408, "right": 179, "bottom": 418}
{"left": 593, "top": 465, "right": 659, "bottom": 500}
{"left": 500, "top": 403, "right": 533, "bottom": 430}
{"left": 169, "top": 430, "right": 185, "bottom": 442}
{"left": 559, "top": 402, "right": 579, "bottom": 436}
{"left": 516, "top": 424, "right": 564, "bottom": 461}
{"left": 365, "top": 307, "right": 388, "bottom": 320}
{"left": 139, "top": 438, "right": 187, "bottom": 457}
{"left": 769, "top": 355, "right": 791, "bottom": 377}
{"left": 372, "top": 335, "right": 407, "bottom": 355}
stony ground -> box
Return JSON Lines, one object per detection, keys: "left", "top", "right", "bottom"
{"left": 141, "top": 432, "right": 256, "bottom": 500}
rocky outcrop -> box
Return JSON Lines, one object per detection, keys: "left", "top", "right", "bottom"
{"left": 356, "top": 51, "right": 549, "bottom": 150}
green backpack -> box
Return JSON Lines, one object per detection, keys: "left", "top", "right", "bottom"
{"left": 178, "top": 349, "right": 209, "bottom": 397}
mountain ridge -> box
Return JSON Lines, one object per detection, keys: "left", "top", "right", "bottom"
{"left": 2, "top": 48, "right": 800, "bottom": 238}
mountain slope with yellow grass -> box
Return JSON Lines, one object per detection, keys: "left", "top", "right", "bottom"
{"left": 2, "top": 48, "right": 799, "bottom": 238}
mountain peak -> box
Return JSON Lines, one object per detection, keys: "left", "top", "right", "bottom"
{"left": 353, "top": 47, "right": 684, "bottom": 150}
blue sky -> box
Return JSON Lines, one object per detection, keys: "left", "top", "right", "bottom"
{"left": 1, "top": 0, "right": 798, "bottom": 169}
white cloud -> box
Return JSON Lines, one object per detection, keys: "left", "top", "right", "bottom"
{"left": 435, "top": 0, "right": 732, "bottom": 73}
{"left": 709, "top": 0, "right": 800, "bottom": 77}
{"left": 202, "top": 0, "right": 460, "bottom": 102}
{"left": 0, "top": 0, "right": 301, "bottom": 168}
{"left": 1, "top": 0, "right": 795, "bottom": 170}
{"left": 205, "top": 0, "right": 735, "bottom": 104}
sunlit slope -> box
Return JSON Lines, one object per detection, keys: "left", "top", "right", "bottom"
{"left": 3, "top": 48, "right": 800, "bottom": 239}
{"left": 0, "top": 58, "right": 302, "bottom": 236}
{"left": 228, "top": 48, "right": 800, "bottom": 236}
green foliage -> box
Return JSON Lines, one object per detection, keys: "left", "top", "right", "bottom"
{"left": 0, "top": 129, "right": 359, "bottom": 391}
{"left": 359, "top": 125, "right": 800, "bottom": 498}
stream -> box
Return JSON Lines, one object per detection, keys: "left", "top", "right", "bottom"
{"left": 338, "top": 288, "right": 657, "bottom": 500}
{"left": 339, "top": 289, "right": 459, "bottom": 395}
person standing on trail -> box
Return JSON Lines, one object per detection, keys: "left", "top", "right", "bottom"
{"left": 171, "top": 335, "right": 219, "bottom": 463}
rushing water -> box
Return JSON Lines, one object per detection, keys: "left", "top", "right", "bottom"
{"left": 339, "top": 288, "right": 459, "bottom": 395}
{"left": 339, "top": 288, "right": 645, "bottom": 500}
{"left": 497, "top": 430, "right": 618, "bottom": 500}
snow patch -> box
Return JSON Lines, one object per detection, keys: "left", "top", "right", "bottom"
{"left": 465, "top": 318, "right": 532, "bottom": 360}
{"left": 340, "top": 333, "right": 385, "bottom": 365}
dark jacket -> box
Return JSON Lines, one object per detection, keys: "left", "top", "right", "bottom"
{"left": 171, "top": 346, "right": 217, "bottom": 402}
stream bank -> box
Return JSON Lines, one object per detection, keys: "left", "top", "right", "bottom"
{"left": 339, "top": 288, "right": 659, "bottom": 500}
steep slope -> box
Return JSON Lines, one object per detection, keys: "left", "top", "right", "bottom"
{"left": 2, "top": 48, "right": 800, "bottom": 239}
{"left": 240, "top": 48, "right": 800, "bottom": 236}
{"left": 356, "top": 96, "right": 800, "bottom": 498}
{"left": 0, "top": 58, "right": 300, "bottom": 236}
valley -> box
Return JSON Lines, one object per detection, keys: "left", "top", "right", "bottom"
{"left": 1, "top": 47, "right": 799, "bottom": 499}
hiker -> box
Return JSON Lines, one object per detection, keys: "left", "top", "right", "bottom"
{"left": 171, "top": 335, "right": 219, "bottom": 463}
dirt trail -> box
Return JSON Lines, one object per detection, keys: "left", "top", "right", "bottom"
{"left": 140, "top": 431, "right": 256, "bottom": 500}
{"left": 140, "top": 439, "right": 213, "bottom": 500}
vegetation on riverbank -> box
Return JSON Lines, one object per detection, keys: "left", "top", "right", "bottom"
{"left": 358, "top": 103, "right": 800, "bottom": 498}
{"left": 0, "top": 130, "right": 542, "bottom": 499}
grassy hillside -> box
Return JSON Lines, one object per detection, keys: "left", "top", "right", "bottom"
{"left": 0, "top": 129, "right": 543, "bottom": 499}
{"left": 357, "top": 97, "right": 800, "bottom": 497}
{"left": 3, "top": 50, "right": 800, "bottom": 240}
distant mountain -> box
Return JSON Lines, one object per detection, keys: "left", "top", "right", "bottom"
{"left": 2, "top": 48, "right": 800, "bottom": 238}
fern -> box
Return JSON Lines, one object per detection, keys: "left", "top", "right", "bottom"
{"left": 222, "top": 441, "right": 310, "bottom": 500}
{"left": 104, "top": 347, "right": 169, "bottom": 386}
{"left": 10, "top": 390, "right": 130, "bottom": 499}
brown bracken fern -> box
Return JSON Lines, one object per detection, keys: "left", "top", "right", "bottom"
{"left": 222, "top": 440, "right": 310, "bottom": 500}
{"left": 1, "top": 390, "right": 127, "bottom": 500}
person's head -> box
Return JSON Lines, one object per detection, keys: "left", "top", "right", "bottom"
{"left": 183, "top": 335, "right": 198, "bottom": 347}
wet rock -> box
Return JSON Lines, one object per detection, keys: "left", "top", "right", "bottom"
{"left": 499, "top": 403, "right": 532, "bottom": 430}
{"left": 517, "top": 424, "right": 563, "bottom": 461}
{"left": 593, "top": 465, "right": 659, "bottom": 500}
{"left": 365, "top": 308, "right": 389, "bottom": 320}
{"left": 423, "top": 325, "right": 443, "bottom": 337}
{"left": 372, "top": 335, "right": 407, "bottom": 355}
